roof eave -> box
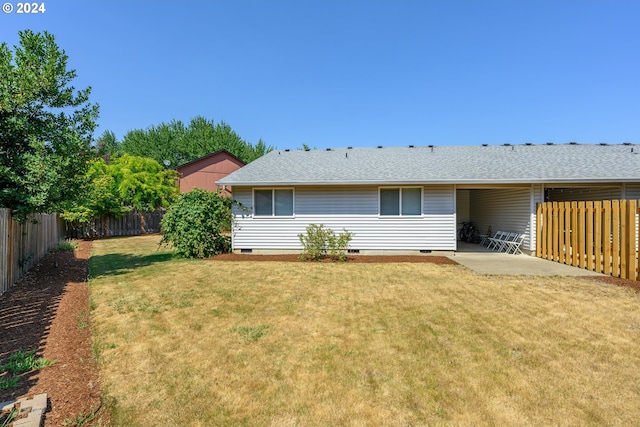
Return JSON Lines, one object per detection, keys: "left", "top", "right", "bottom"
{"left": 217, "top": 178, "right": 640, "bottom": 186}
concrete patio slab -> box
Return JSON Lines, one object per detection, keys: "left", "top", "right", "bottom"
{"left": 444, "top": 243, "right": 604, "bottom": 276}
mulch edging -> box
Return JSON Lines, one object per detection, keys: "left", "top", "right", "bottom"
{"left": 208, "top": 253, "right": 459, "bottom": 264}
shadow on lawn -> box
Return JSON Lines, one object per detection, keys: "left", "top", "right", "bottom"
{"left": 88, "top": 252, "right": 176, "bottom": 278}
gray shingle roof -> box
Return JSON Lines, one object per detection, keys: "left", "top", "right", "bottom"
{"left": 217, "top": 143, "right": 640, "bottom": 186}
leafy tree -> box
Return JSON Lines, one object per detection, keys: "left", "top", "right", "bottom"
{"left": 111, "top": 154, "right": 179, "bottom": 212}
{"left": 0, "top": 30, "right": 99, "bottom": 218}
{"left": 94, "top": 129, "right": 122, "bottom": 161}
{"left": 121, "top": 116, "right": 272, "bottom": 167}
{"left": 160, "top": 188, "right": 233, "bottom": 258}
{"left": 63, "top": 154, "right": 179, "bottom": 231}
{"left": 61, "top": 158, "right": 127, "bottom": 224}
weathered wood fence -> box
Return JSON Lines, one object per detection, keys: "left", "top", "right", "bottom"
{"left": 0, "top": 209, "right": 66, "bottom": 296}
{"left": 1, "top": 208, "right": 165, "bottom": 296}
{"left": 65, "top": 209, "right": 165, "bottom": 239}
{"left": 536, "top": 200, "right": 639, "bottom": 280}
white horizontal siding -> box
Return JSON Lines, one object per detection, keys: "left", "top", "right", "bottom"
{"left": 470, "top": 188, "right": 533, "bottom": 250}
{"left": 546, "top": 185, "right": 622, "bottom": 202}
{"left": 232, "top": 215, "right": 456, "bottom": 250}
{"left": 296, "top": 186, "right": 377, "bottom": 215}
{"left": 625, "top": 183, "right": 640, "bottom": 199}
{"left": 426, "top": 185, "right": 456, "bottom": 214}
{"left": 530, "top": 184, "right": 544, "bottom": 252}
{"left": 230, "top": 185, "right": 456, "bottom": 251}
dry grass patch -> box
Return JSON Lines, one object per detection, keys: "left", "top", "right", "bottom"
{"left": 89, "top": 235, "right": 640, "bottom": 426}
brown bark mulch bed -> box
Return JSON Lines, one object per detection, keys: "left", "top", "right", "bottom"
{"left": 0, "top": 240, "right": 108, "bottom": 427}
{"left": 209, "top": 253, "right": 459, "bottom": 264}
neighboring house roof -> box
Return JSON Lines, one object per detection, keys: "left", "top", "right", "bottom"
{"left": 176, "top": 149, "right": 246, "bottom": 193}
{"left": 217, "top": 143, "right": 640, "bottom": 186}
{"left": 175, "top": 149, "right": 245, "bottom": 170}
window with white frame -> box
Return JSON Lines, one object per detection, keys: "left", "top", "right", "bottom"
{"left": 254, "top": 189, "right": 294, "bottom": 216}
{"left": 379, "top": 187, "right": 422, "bottom": 216}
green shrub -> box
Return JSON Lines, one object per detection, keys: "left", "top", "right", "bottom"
{"left": 298, "top": 224, "right": 353, "bottom": 261}
{"left": 159, "top": 189, "right": 233, "bottom": 258}
{"left": 56, "top": 239, "right": 79, "bottom": 252}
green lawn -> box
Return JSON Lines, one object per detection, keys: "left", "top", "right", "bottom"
{"left": 89, "top": 235, "right": 640, "bottom": 426}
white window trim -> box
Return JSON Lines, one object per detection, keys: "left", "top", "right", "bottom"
{"left": 378, "top": 186, "right": 423, "bottom": 217}
{"left": 253, "top": 188, "right": 295, "bottom": 217}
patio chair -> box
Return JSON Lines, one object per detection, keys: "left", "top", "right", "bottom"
{"left": 504, "top": 233, "right": 526, "bottom": 255}
{"left": 479, "top": 226, "right": 492, "bottom": 246}
{"left": 487, "top": 231, "right": 507, "bottom": 251}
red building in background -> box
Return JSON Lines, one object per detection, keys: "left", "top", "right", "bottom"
{"left": 176, "top": 150, "right": 245, "bottom": 195}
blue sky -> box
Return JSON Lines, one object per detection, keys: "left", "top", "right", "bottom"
{"left": 2, "top": 0, "right": 639, "bottom": 150}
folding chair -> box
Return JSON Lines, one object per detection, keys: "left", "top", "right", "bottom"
{"left": 504, "top": 233, "right": 525, "bottom": 254}
{"left": 479, "top": 226, "right": 493, "bottom": 246}
{"left": 487, "top": 231, "right": 507, "bottom": 251}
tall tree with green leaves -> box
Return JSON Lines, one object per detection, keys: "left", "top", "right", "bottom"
{"left": 121, "top": 116, "right": 272, "bottom": 167}
{"left": 63, "top": 154, "right": 179, "bottom": 232}
{"left": 94, "top": 129, "right": 122, "bottom": 161}
{"left": 0, "top": 30, "right": 99, "bottom": 218}
{"left": 110, "top": 154, "right": 179, "bottom": 213}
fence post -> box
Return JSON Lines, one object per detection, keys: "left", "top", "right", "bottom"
{"left": 621, "top": 200, "right": 636, "bottom": 280}
{"left": 586, "top": 202, "right": 594, "bottom": 271}
{"left": 563, "top": 202, "right": 571, "bottom": 264}
{"left": 536, "top": 203, "right": 543, "bottom": 258}
{"left": 558, "top": 202, "right": 565, "bottom": 264}
{"left": 603, "top": 201, "right": 612, "bottom": 276}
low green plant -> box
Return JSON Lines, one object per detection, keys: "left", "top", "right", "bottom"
{"left": 56, "top": 239, "right": 79, "bottom": 252}
{"left": 0, "top": 406, "right": 17, "bottom": 427}
{"left": 298, "top": 224, "right": 353, "bottom": 261}
{"left": 231, "top": 324, "right": 271, "bottom": 342}
{"left": 62, "top": 408, "right": 98, "bottom": 426}
{"left": 0, "top": 349, "right": 55, "bottom": 391}
{"left": 62, "top": 398, "right": 111, "bottom": 427}
{"left": 0, "top": 375, "right": 19, "bottom": 391}
{"left": 77, "top": 311, "right": 89, "bottom": 329}
{"left": 2, "top": 349, "right": 55, "bottom": 374}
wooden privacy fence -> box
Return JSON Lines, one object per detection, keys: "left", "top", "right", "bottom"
{"left": 0, "top": 209, "right": 66, "bottom": 296}
{"left": 536, "top": 200, "right": 639, "bottom": 280}
{"left": 65, "top": 209, "right": 165, "bottom": 239}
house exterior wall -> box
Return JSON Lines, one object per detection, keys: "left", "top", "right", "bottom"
{"left": 177, "top": 152, "right": 244, "bottom": 194}
{"left": 470, "top": 187, "right": 534, "bottom": 250}
{"left": 546, "top": 186, "right": 622, "bottom": 202}
{"left": 624, "top": 183, "right": 640, "bottom": 199}
{"left": 231, "top": 185, "right": 456, "bottom": 252}
{"left": 456, "top": 190, "right": 471, "bottom": 225}
{"left": 230, "top": 182, "right": 640, "bottom": 254}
